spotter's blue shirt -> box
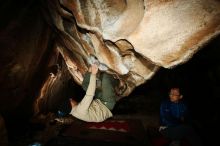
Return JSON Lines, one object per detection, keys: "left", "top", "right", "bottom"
{"left": 160, "top": 99, "right": 189, "bottom": 127}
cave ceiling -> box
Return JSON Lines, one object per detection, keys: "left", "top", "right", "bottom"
{"left": 48, "top": 0, "right": 220, "bottom": 96}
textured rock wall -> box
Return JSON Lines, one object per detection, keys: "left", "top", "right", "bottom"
{"left": 42, "top": 0, "right": 220, "bottom": 96}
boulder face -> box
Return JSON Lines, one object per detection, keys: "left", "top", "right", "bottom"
{"left": 45, "top": 0, "right": 220, "bottom": 96}
{"left": 1, "top": 0, "right": 220, "bottom": 114}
